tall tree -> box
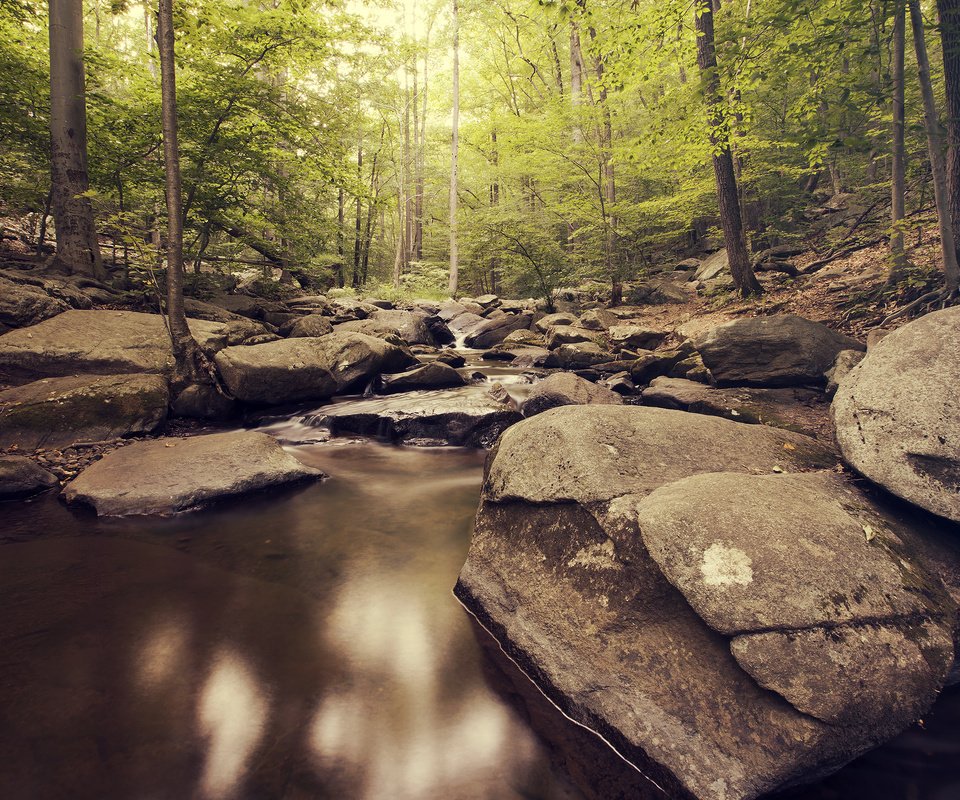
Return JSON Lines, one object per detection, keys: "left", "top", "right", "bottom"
{"left": 910, "top": 0, "right": 960, "bottom": 292}
{"left": 694, "top": 0, "right": 761, "bottom": 296}
{"left": 938, "top": 0, "right": 960, "bottom": 289}
{"left": 448, "top": 0, "right": 460, "bottom": 296}
{"left": 157, "top": 0, "right": 209, "bottom": 393}
{"left": 890, "top": 0, "right": 908, "bottom": 283}
{"left": 48, "top": 0, "right": 104, "bottom": 279}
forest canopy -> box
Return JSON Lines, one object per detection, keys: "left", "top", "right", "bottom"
{"left": 2, "top": 0, "right": 959, "bottom": 303}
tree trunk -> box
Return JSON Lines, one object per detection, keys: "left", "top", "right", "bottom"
{"left": 910, "top": 0, "right": 960, "bottom": 291}
{"left": 336, "top": 187, "right": 345, "bottom": 288}
{"left": 890, "top": 0, "right": 908, "bottom": 283}
{"left": 48, "top": 0, "right": 104, "bottom": 279}
{"left": 157, "top": 0, "right": 206, "bottom": 389}
{"left": 570, "top": 21, "right": 584, "bottom": 143}
{"left": 937, "top": 0, "right": 960, "bottom": 287}
{"left": 448, "top": 0, "right": 460, "bottom": 297}
{"left": 353, "top": 142, "right": 363, "bottom": 285}
{"left": 695, "top": 1, "right": 762, "bottom": 296}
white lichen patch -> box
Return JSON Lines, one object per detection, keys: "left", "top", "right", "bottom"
{"left": 700, "top": 542, "right": 753, "bottom": 587}
{"left": 567, "top": 538, "right": 621, "bottom": 570}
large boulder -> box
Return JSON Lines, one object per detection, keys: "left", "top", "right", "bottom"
{"left": 0, "top": 456, "right": 58, "bottom": 500}
{"left": 63, "top": 430, "right": 322, "bottom": 516}
{"left": 522, "top": 372, "right": 622, "bottom": 418}
{"left": 369, "top": 309, "right": 437, "bottom": 346}
{"left": 533, "top": 312, "right": 579, "bottom": 333}
{"left": 464, "top": 313, "right": 533, "bottom": 349}
{"left": 833, "top": 306, "right": 960, "bottom": 523}
{"left": 306, "top": 386, "right": 522, "bottom": 447}
{"left": 0, "top": 276, "right": 68, "bottom": 331}
{"left": 456, "top": 406, "right": 957, "bottom": 800}
{"left": 695, "top": 314, "right": 864, "bottom": 387}
{"left": 607, "top": 324, "right": 667, "bottom": 351}
{"left": 694, "top": 248, "right": 729, "bottom": 282}
{"left": 0, "top": 310, "right": 232, "bottom": 381}
{"left": 543, "top": 342, "right": 612, "bottom": 369}
{"left": 283, "top": 314, "right": 334, "bottom": 338}
{"left": 543, "top": 325, "right": 596, "bottom": 349}
{"left": 0, "top": 374, "right": 169, "bottom": 450}
{"left": 378, "top": 362, "right": 466, "bottom": 394}
{"left": 215, "top": 332, "right": 414, "bottom": 405}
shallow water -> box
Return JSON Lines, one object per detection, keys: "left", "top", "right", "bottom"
{"left": 1, "top": 353, "right": 959, "bottom": 799}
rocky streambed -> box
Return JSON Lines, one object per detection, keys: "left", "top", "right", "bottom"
{"left": 0, "top": 284, "right": 959, "bottom": 799}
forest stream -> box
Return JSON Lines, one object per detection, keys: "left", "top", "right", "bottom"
{"left": 1, "top": 351, "right": 959, "bottom": 800}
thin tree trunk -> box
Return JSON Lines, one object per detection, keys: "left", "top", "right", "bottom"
{"left": 695, "top": 1, "right": 762, "bottom": 296}
{"left": 37, "top": 187, "right": 53, "bottom": 253}
{"left": 336, "top": 187, "right": 345, "bottom": 288}
{"left": 890, "top": 0, "right": 908, "bottom": 283}
{"left": 48, "top": 0, "right": 104, "bottom": 279}
{"left": 570, "top": 21, "right": 584, "bottom": 143}
{"left": 448, "top": 0, "right": 460, "bottom": 296}
{"left": 910, "top": 0, "right": 960, "bottom": 291}
{"left": 157, "top": 0, "right": 204, "bottom": 387}
{"left": 937, "top": 0, "right": 960, "bottom": 286}
{"left": 353, "top": 142, "right": 363, "bottom": 285}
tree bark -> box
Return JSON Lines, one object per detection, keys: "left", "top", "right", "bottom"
{"left": 336, "top": 186, "right": 345, "bottom": 288}
{"left": 353, "top": 142, "right": 363, "bottom": 285}
{"left": 937, "top": 0, "right": 960, "bottom": 287}
{"left": 890, "top": 0, "right": 908, "bottom": 283}
{"left": 157, "top": 0, "right": 205, "bottom": 388}
{"left": 48, "top": 0, "right": 104, "bottom": 279}
{"left": 695, "top": 1, "right": 762, "bottom": 296}
{"left": 910, "top": 0, "right": 960, "bottom": 291}
{"left": 448, "top": 0, "right": 460, "bottom": 296}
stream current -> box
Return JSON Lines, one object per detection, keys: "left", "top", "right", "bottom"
{"left": 1, "top": 349, "right": 958, "bottom": 800}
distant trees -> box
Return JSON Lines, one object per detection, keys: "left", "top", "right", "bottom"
{"left": 47, "top": 0, "right": 103, "bottom": 279}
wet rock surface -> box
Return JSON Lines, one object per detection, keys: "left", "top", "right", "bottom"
{"left": 833, "top": 306, "right": 960, "bottom": 523}
{"left": 63, "top": 430, "right": 323, "bottom": 516}
{"left": 378, "top": 362, "right": 466, "bottom": 393}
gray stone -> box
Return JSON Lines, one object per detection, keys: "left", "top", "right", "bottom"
{"left": 437, "top": 300, "right": 468, "bottom": 321}
{"left": 544, "top": 325, "right": 596, "bottom": 349}
{"left": 833, "top": 306, "right": 960, "bottom": 523}
{"left": 522, "top": 372, "right": 623, "bottom": 418}
{"left": 0, "top": 456, "right": 58, "bottom": 499}
{"left": 369, "top": 309, "right": 437, "bottom": 346}
{"left": 378, "top": 362, "right": 466, "bottom": 393}
{"left": 284, "top": 314, "right": 334, "bottom": 338}
{"left": 630, "top": 278, "right": 687, "bottom": 305}
{"left": 695, "top": 248, "right": 729, "bottom": 281}
{"left": 0, "top": 374, "right": 169, "bottom": 449}
{"left": 464, "top": 313, "right": 533, "bottom": 349}
{"left": 578, "top": 309, "right": 618, "bottom": 331}
{"left": 456, "top": 406, "right": 956, "bottom": 800}
{"left": 824, "top": 348, "right": 864, "bottom": 395}
{"left": 695, "top": 314, "right": 864, "bottom": 387}
{"left": 0, "top": 310, "right": 233, "bottom": 381}
{"left": 475, "top": 294, "right": 501, "bottom": 309}
{"left": 543, "top": 342, "right": 612, "bottom": 370}
{"left": 533, "top": 312, "right": 579, "bottom": 333}
{"left": 307, "top": 386, "right": 522, "bottom": 447}
{"left": 215, "top": 332, "right": 415, "bottom": 405}
{"left": 607, "top": 324, "right": 667, "bottom": 351}
{"left": 63, "top": 430, "right": 322, "bottom": 516}
{"left": 0, "top": 276, "right": 68, "bottom": 330}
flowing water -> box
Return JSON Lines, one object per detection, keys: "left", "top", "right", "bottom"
{"left": 1, "top": 352, "right": 958, "bottom": 800}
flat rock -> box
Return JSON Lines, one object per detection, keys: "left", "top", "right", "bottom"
{"left": 0, "top": 310, "right": 232, "bottom": 381}
{"left": 695, "top": 314, "right": 864, "bottom": 387}
{"left": 0, "top": 455, "right": 58, "bottom": 499}
{"left": 0, "top": 374, "right": 169, "bottom": 450}
{"left": 695, "top": 248, "right": 729, "bottom": 281}
{"left": 306, "top": 386, "right": 522, "bottom": 447}
{"left": 215, "top": 332, "right": 414, "bottom": 405}
{"left": 544, "top": 325, "right": 596, "bottom": 349}
{"left": 833, "top": 307, "right": 960, "bottom": 522}
{"left": 543, "top": 342, "right": 612, "bottom": 369}
{"left": 522, "top": 372, "right": 622, "bottom": 418}
{"left": 284, "top": 314, "right": 334, "bottom": 338}
{"left": 533, "top": 312, "right": 579, "bottom": 333}
{"left": 607, "top": 324, "right": 667, "bottom": 351}
{"left": 63, "top": 430, "right": 322, "bottom": 515}
{"left": 369, "top": 309, "right": 437, "bottom": 346}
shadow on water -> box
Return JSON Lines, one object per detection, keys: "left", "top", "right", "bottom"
{"left": 0, "top": 436, "right": 958, "bottom": 800}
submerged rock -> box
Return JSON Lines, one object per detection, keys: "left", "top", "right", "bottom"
{"left": 0, "top": 373, "right": 169, "bottom": 450}
{"left": 0, "top": 455, "right": 58, "bottom": 500}
{"left": 522, "top": 372, "right": 622, "bottom": 418}
{"left": 307, "top": 387, "right": 521, "bottom": 447}
{"left": 455, "top": 406, "right": 958, "bottom": 800}
{"left": 63, "top": 430, "right": 322, "bottom": 516}
{"left": 695, "top": 314, "right": 864, "bottom": 387}
{"left": 215, "top": 332, "right": 415, "bottom": 405}
{"left": 833, "top": 306, "right": 960, "bottom": 523}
